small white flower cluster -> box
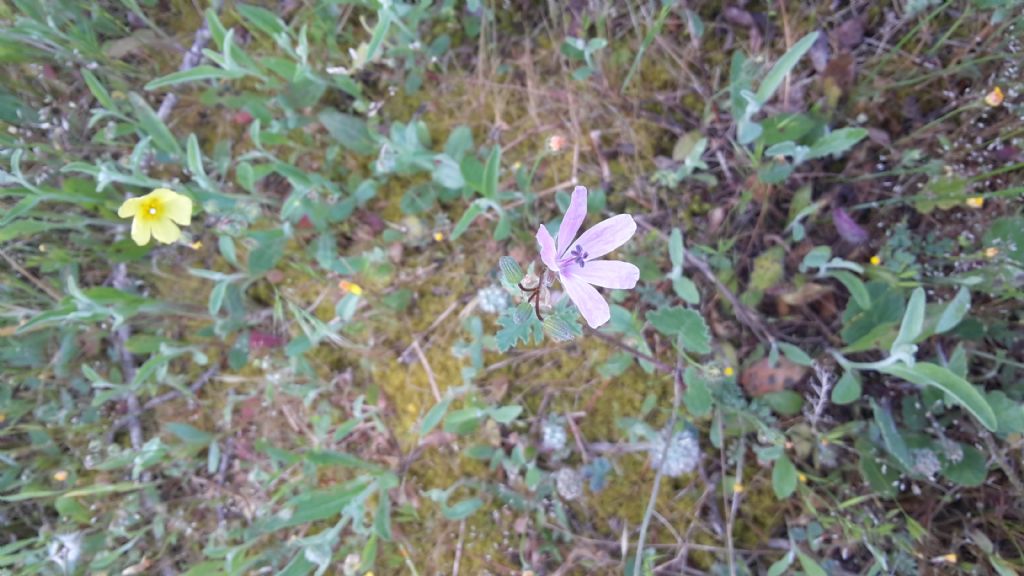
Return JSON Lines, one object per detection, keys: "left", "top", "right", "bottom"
{"left": 912, "top": 449, "right": 942, "bottom": 480}
{"left": 555, "top": 467, "right": 583, "bottom": 501}
{"left": 648, "top": 429, "right": 701, "bottom": 477}
{"left": 477, "top": 284, "right": 510, "bottom": 314}
{"left": 541, "top": 419, "right": 568, "bottom": 452}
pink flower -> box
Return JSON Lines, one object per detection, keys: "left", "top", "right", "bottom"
{"left": 536, "top": 186, "right": 640, "bottom": 328}
{"left": 832, "top": 207, "right": 868, "bottom": 244}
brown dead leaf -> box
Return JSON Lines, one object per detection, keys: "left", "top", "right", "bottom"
{"left": 835, "top": 17, "right": 865, "bottom": 50}
{"left": 823, "top": 53, "right": 857, "bottom": 106}
{"left": 778, "top": 282, "right": 832, "bottom": 306}
{"left": 741, "top": 357, "right": 808, "bottom": 397}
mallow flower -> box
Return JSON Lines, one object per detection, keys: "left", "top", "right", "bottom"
{"left": 536, "top": 185, "right": 639, "bottom": 328}
{"left": 117, "top": 188, "right": 193, "bottom": 246}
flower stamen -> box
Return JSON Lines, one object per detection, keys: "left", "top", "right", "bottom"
{"left": 564, "top": 244, "right": 589, "bottom": 268}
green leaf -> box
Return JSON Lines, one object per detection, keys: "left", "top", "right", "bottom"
{"left": 755, "top": 31, "right": 819, "bottom": 104}
{"left": 772, "top": 454, "right": 797, "bottom": 499}
{"left": 489, "top": 405, "right": 523, "bottom": 424}
{"left": 495, "top": 303, "right": 544, "bottom": 352}
{"left": 451, "top": 201, "right": 483, "bottom": 240}
{"left": 796, "top": 551, "right": 828, "bottom": 576}
{"left": 208, "top": 280, "right": 228, "bottom": 315}
{"left": 306, "top": 451, "right": 383, "bottom": 472}
{"left": 763, "top": 390, "right": 804, "bottom": 416}
{"left": 144, "top": 65, "right": 246, "bottom": 90}
{"left": 54, "top": 483, "right": 143, "bottom": 501}
{"left": 186, "top": 133, "right": 207, "bottom": 180}
{"left": 988, "top": 391, "right": 1024, "bottom": 435}
{"left": 879, "top": 363, "right": 997, "bottom": 432}
{"left": 81, "top": 69, "right": 116, "bottom": 112}
{"left": 374, "top": 491, "right": 393, "bottom": 540}
{"left": 829, "top": 270, "right": 871, "bottom": 310}
{"left": 443, "top": 498, "right": 483, "bottom": 520}
{"left": 683, "top": 367, "right": 712, "bottom": 417}
{"left": 318, "top": 109, "right": 375, "bottom": 155}
{"left": 936, "top": 287, "right": 970, "bottom": 334}
{"left": 421, "top": 398, "right": 452, "bottom": 435}
{"left": 766, "top": 551, "right": 795, "bottom": 576}
{"left": 248, "top": 230, "right": 286, "bottom": 276}
{"left": 237, "top": 3, "right": 288, "bottom": 37}
{"left": 871, "top": 399, "right": 913, "bottom": 470}
{"left": 55, "top": 496, "right": 91, "bottom": 524}
{"left": 916, "top": 176, "right": 968, "bottom": 214}
{"left": 990, "top": 555, "right": 1020, "bottom": 576}
{"left": 668, "top": 228, "right": 684, "bottom": 271}
{"left": 891, "top": 287, "right": 925, "bottom": 353}
{"left": 432, "top": 154, "right": 465, "bottom": 189}
{"left": 942, "top": 444, "right": 987, "bottom": 487}
{"left": 482, "top": 146, "right": 501, "bottom": 199}
{"left": 646, "top": 307, "right": 711, "bottom": 354}
{"left": 672, "top": 277, "right": 700, "bottom": 304}
{"left": 444, "top": 407, "right": 483, "bottom": 430}
{"left": 778, "top": 342, "right": 813, "bottom": 366}
{"left": 444, "top": 125, "right": 474, "bottom": 159}
{"left": 128, "top": 92, "right": 182, "bottom": 157}
{"left": 857, "top": 440, "right": 898, "bottom": 498}
{"left": 832, "top": 371, "right": 862, "bottom": 405}
{"left": 805, "top": 127, "right": 868, "bottom": 160}
{"left": 166, "top": 422, "right": 214, "bottom": 445}
{"left": 984, "top": 216, "right": 1024, "bottom": 264}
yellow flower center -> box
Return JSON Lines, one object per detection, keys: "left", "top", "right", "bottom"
{"left": 139, "top": 197, "right": 163, "bottom": 221}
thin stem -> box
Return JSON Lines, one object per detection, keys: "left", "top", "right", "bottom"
{"left": 585, "top": 326, "right": 673, "bottom": 373}
{"left": 632, "top": 365, "right": 683, "bottom": 575}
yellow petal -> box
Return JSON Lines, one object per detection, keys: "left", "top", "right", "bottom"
{"left": 150, "top": 218, "right": 181, "bottom": 244}
{"left": 131, "top": 216, "right": 152, "bottom": 246}
{"left": 152, "top": 188, "right": 192, "bottom": 225}
{"left": 118, "top": 197, "right": 142, "bottom": 218}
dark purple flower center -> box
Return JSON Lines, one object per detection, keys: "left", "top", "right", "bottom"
{"left": 570, "top": 244, "right": 588, "bottom": 267}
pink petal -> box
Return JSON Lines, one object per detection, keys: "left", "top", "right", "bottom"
{"left": 566, "top": 214, "right": 636, "bottom": 261}
{"left": 536, "top": 224, "right": 559, "bottom": 273}
{"left": 561, "top": 274, "right": 611, "bottom": 328}
{"left": 557, "top": 185, "right": 588, "bottom": 257}
{"left": 832, "top": 207, "right": 868, "bottom": 244}
{"left": 566, "top": 260, "right": 640, "bottom": 289}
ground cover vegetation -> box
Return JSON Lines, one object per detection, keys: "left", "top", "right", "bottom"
{"left": 1, "top": 0, "right": 1023, "bottom": 574}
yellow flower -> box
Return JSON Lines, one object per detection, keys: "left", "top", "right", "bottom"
{"left": 870, "top": 255, "right": 881, "bottom": 266}
{"left": 940, "top": 553, "right": 957, "bottom": 563}
{"left": 53, "top": 470, "right": 68, "bottom": 482}
{"left": 723, "top": 366, "right": 735, "bottom": 377}
{"left": 190, "top": 241, "right": 203, "bottom": 250}
{"left": 985, "top": 247, "right": 1000, "bottom": 259}
{"left": 798, "top": 473, "right": 807, "bottom": 483}
{"left": 966, "top": 196, "right": 984, "bottom": 208}
{"left": 433, "top": 231, "right": 444, "bottom": 242}
{"left": 732, "top": 482, "right": 744, "bottom": 494}
{"left": 118, "top": 188, "right": 192, "bottom": 246}
{"left": 985, "top": 86, "right": 1004, "bottom": 107}
{"left": 339, "top": 280, "right": 364, "bottom": 296}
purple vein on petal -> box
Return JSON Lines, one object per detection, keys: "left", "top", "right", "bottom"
{"left": 561, "top": 274, "right": 611, "bottom": 328}
{"left": 556, "top": 185, "right": 588, "bottom": 256}
{"left": 566, "top": 214, "right": 637, "bottom": 261}
{"left": 567, "top": 260, "right": 640, "bottom": 289}
{"left": 536, "top": 224, "right": 559, "bottom": 273}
